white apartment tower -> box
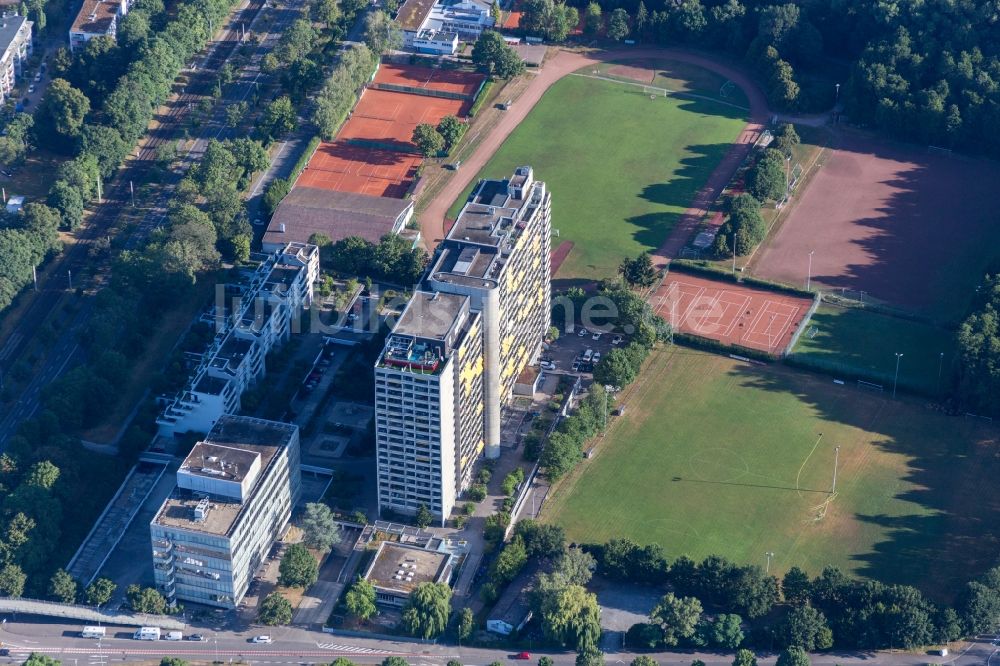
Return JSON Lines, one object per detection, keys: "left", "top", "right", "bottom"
{"left": 375, "top": 291, "right": 485, "bottom": 525}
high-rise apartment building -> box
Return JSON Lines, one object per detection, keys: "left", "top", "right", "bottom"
{"left": 374, "top": 291, "right": 484, "bottom": 525}
{"left": 150, "top": 416, "right": 301, "bottom": 609}
{"left": 426, "top": 166, "right": 551, "bottom": 457}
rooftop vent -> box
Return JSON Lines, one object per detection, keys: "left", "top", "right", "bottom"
{"left": 278, "top": 223, "right": 286, "bottom": 233}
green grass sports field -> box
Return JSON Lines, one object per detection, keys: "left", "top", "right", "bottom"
{"left": 448, "top": 69, "right": 748, "bottom": 280}
{"left": 542, "top": 348, "right": 1000, "bottom": 601}
{"left": 788, "top": 304, "right": 957, "bottom": 396}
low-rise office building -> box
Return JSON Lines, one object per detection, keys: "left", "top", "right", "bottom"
{"left": 0, "top": 13, "right": 31, "bottom": 107}
{"left": 375, "top": 291, "right": 484, "bottom": 524}
{"left": 397, "top": 0, "right": 494, "bottom": 52}
{"left": 150, "top": 416, "right": 302, "bottom": 609}
{"left": 156, "top": 243, "right": 318, "bottom": 438}
{"left": 362, "top": 540, "right": 456, "bottom": 607}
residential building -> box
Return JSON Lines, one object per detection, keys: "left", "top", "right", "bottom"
{"left": 487, "top": 560, "right": 538, "bottom": 635}
{"left": 426, "top": 165, "right": 551, "bottom": 458}
{"left": 0, "top": 13, "right": 31, "bottom": 107}
{"left": 374, "top": 291, "right": 484, "bottom": 524}
{"left": 362, "top": 540, "right": 456, "bottom": 607}
{"left": 156, "top": 243, "right": 318, "bottom": 438}
{"left": 150, "top": 416, "right": 301, "bottom": 609}
{"left": 69, "top": 0, "right": 130, "bottom": 51}
{"left": 262, "top": 188, "right": 414, "bottom": 252}
{"left": 397, "top": 0, "right": 494, "bottom": 50}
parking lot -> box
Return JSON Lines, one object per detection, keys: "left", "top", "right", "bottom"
{"left": 543, "top": 325, "right": 627, "bottom": 376}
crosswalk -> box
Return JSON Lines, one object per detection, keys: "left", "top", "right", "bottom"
{"left": 315, "top": 642, "right": 390, "bottom": 654}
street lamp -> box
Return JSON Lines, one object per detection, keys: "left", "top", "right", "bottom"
{"left": 893, "top": 352, "right": 904, "bottom": 399}
{"left": 765, "top": 551, "right": 775, "bottom": 574}
{"left": 937, "top": 352, "right": 944, "bottom": 393}
{"left": 806, "top": 250, "right": 815, "bottom": 291}
{"left": 835, "top": 83, "right": 840, "bottom": 103}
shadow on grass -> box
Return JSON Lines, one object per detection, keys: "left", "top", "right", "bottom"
{"left": 726, "top": 359, "right": 1000, "bottom": 603}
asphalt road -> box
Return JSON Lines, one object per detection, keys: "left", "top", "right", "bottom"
{"left": 0, "top": 618, "right": 995, "bottom": 666}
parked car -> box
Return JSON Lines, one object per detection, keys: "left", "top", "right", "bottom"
{"left": 592, "top": 331, "right": 602, "bottom": 341}
{"left": 593, "top": 351, "right": 602, "bottom": 363}
{"left": 187, "top": 634, "right": 205, "bottom": 642}
{"left": 250, "top": 635, "right": 273, "bottom": 644}
{"left": 577, "top": 327, "right": 588, "bottom": 337}
{"left": 612, "top": 334, "right": 624, "bottom": 345}
{"left": 540, "top": 361, "right": 556, "bottom": 370}
{"left": 512, "top": 653, "right": 531, "bottom": 660}
{"left": 28, "top": 84, "right": 35, "bottom": 93}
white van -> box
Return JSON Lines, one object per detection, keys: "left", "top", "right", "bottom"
{"left": 81, "top": 627, "right": 106, "bottom": 639}
{"left": 164, "top": 631, "right": 183, "bottom": 641}
{"left": 134, "top": 627, "right": 160, "bottom": 641}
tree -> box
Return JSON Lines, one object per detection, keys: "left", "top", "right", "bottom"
{"left": 275, "top": 18, "right": 317, "bottom": 65}
{"left": 85, "top": 577, "right": 116, "bottom": 606}
{"left": 301, "top": 502, "right": 342, "bottom": 551}
{"left": 258, "top": 591, "right": 293, "bottom": 625}
{"left": 263, "top": 177, "right": 291, "bottom": 219}
{"left": 718, "top": 193, "right": 766, "bottom": 257}
{"left": 773, "top": 123, "right": 800, "bottom": 158}
{"left": 583, "top": 2, "right": 602, "bottom": 36}
{"left": 471, "top": 31, "right": 525, "bottom": 79}
{"left": 775, "top": 648, "right": 810, "bottom": 666}
{"left": 125, "top": 585, "right": 166, "bottom": 614}
{"left": 782, "top": 566, "right": 811, "bottom": 604}
{"left": 401, "top": 582, "right": 452, "bottom": 639}
{"left": 630, "top": 658, "right": 657, "bottom": 666}
{"left": 35, "top": 79, "right": 90, "bottom": 152}
{"left": 279, "top": 543, "right": 319, "bottom": 587}
{"left": 331, "top": 660, "right": 358, "bottom": 666}
{"left": 23, "top": 655, "right": 60, "bottom": 666}
{"left": 382, "top": 658, "right": 409, "bottom": 666}
{"left": 344, "top": 576, "right": 377, "bottom": 622}
{"left": 261, "top": 96, "right": 297, "bottom": 141}
{"left": 415, "top": 503, "right": 434, "bottom": 528}
{"left": 776, "top": 605, "right": 833, "bottom": 651}
{"left": 27, "top": 460, "right": 60, "bottom": 489}
{"left": 651, "top": 593, "right": 702, "bottom": 646}
{"left": 0, "top": 563, "right": 26, "bottom": 597}
{"left": 607, "top": 8, "right": 629, "bottom": 41}
{"left": 311, "top": 0, "right": 340, "bottom": 27}
{"left": 412, "top": 124, "right": 445, "bottom": 157}
{"left": 576, "top": 648, "right": 604, "bottom": 666}
{"left": 696, "top": 613, "right": 743, "bottom": 649}
{"left": 535, "top": 578, "right": 602, "bottom": 652}
{"left": 363, "top": 11, "right": 402, "bottom": 55}
{"left": 593, "top": 347, "right": 640, "bottom": 388}
{"left": 538, "top": 659, "right": 554, "bottom": 666}
{"left": 619, "top": 253, "right": 657, "bottom": 288}
{"left": 555, "top": 548, "right": 596, "bottom": 586}
{"left": 732, "top": 649, "right": 756, "bottom": 666}
{"left": 748, "top": 148, "right": 787, "bottom": 201}
{"left": 48, "top": 569, "right": 77, "bottom": 603}
{"left": 436, "top": 116, "right": 465, "bottom": 151}
{"left": 540, "top": 431, "right": 581, "bottom": 480}
{"left": 160, "top": 659, "right": 188, "bottom": 666}
{"left": 457, "top": 606, "right": 475, "bottom": 641}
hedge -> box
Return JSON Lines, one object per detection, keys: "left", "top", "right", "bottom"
{"left": 668, "top": 259, "right": 815, "bottom": 299}
{"left": 671, "top": 331, "right": 777, "bottom": 363}
{"left": 289, "top": 134, "right": 321, "bottom": 183}
{"left": 468, "top": 79, "right": 494, "bottom": 117}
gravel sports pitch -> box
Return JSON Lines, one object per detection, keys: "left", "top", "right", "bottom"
{"left": 752, "top": 129, "right": 1000, "bottom": 322}
{"left": 542, "top": 348, "right": 1000, "bottom": 601}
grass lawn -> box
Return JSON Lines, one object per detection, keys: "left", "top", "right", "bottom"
{"left": 542, "top": 348, "right": 1000, "bottom": 601}
{"left": 788, "top": 303, "right": 957, "bottom": 397}
{"left": 448, "top": 69, "right": 747, "bottom": 280}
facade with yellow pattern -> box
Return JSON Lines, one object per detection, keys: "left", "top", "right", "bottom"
{"left": 427, "top": 166, "right": 551, "bottom": 458}
{"left": 374, "top": 291, "right": 484, "bottom": 526}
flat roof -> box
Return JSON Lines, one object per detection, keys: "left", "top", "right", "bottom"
{"left": 395, "top": 0, "right": 435, "bottom": 31}
{"left": 364, "top": 541, "right": 450, "bottom": 595}
{"left": 394, "top": 291, "right": 468, "bottom": 341}
{"left": 0, "top": 14, "right": 28, "bottom": 52}
{"left": 153, "top": 417, "right": 297, "bottom": 536}
{"left": 181, "top": 442, "right": 259, "bottom": 484}
{"left": 264, "top": 187, "right": 411, "bottom": 247}
{"left": 70, "top": 0, "right": 118, "bottom": 35}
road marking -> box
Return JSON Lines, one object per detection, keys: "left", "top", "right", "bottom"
{"left": 316, "top": 643, "right": 389, "bottom": 654}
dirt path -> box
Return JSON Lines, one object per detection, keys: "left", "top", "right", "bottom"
{"left": 417, "top": 47, "right": 770, "bottom": 265}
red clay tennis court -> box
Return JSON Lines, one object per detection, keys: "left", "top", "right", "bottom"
{"left": 339, "top": 89, "right": 470, "bottom": 145}
{"left": 298, "top": 142, "right": 421, "bottom": 198}
{"left": 374, "top": 63, "right": 485, "bottom": 98}
{"left": 651, "top": 272, "right": 815, "bottom": 355}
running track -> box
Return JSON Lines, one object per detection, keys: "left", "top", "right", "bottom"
{"left": 417, "top": 47, "right": 770, "bottom": 265}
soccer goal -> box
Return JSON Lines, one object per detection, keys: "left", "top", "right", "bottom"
{"left": 857, "top": 380, "right": 884, "bottom": 393}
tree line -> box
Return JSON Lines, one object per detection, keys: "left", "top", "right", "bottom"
{"left": 584, "top": 537, "right": 997, "bottom": 652}
{"left": 512, "top": 0, "right": 1000, "bottom": 155}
